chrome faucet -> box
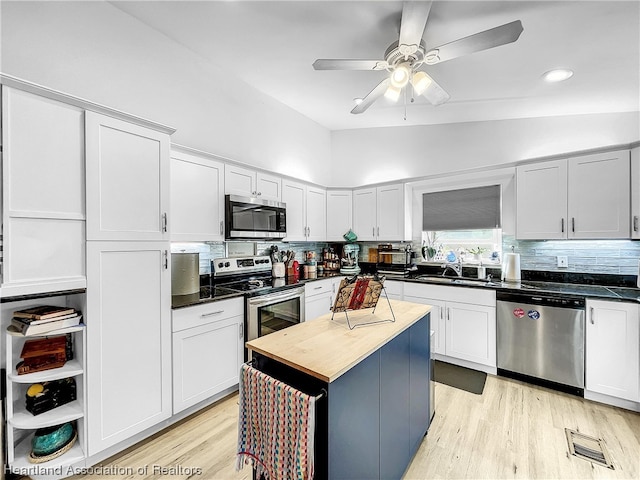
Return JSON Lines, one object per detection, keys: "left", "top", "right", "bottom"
{"left": 441, "top": 259, "right": 462, "bottom": 277}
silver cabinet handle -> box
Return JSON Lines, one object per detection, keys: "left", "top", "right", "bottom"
{"left": 220, "top": 220, "right": 224, "bottom": 235}
{"left": 634, "top": 216, "right": 639, "bottom": 232}
{"left": 201, "top": 310, "right": 224, "bottom": 318}
{"left": 162, "top": 213, "right": 168, "bottom": 233}
{"left": 372, "top": 227, "right": 375, "bottom": 237}
{"left": 314, "top": 286, "right": 323, "bottom": 290}
{"left": 163, "top": 250, "right": 168, "bottom": 269}
{"left": 446, "top": 307, "right": 450, "bottom": 321}
{"left": 571, "top": 217, "right": 575, "bottom": 233}
{"left": 561, "top": 218, "right": 565, "bottom": 233}
{"left": 590, "top": 307, "right": 595, "bottom": 325}
{"left": 239, "top": 322, "right": 244, "bottom": 338}
{"left": 439, "top": 306, "right": 443, "bottom": 320}
{"left": 377, "top": 226, "right": 380, "bottom": 237}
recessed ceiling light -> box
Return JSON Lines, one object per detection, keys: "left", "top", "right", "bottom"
{"left": 542, "top": 69, "right": 574, "bottom": 82}
{"left": 353, "top": 98, "right": 363, "bottom": 105}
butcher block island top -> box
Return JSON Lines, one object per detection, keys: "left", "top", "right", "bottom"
{"left": 246, "top": 299, "right": 432, "bottom": 383}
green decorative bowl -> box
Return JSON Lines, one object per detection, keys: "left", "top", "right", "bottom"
{"left": 30, "top": 422, "right": 76, "bottom": 462}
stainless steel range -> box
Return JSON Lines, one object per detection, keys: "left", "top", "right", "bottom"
{"left": 212, "top": 256, "right": 305, "bottom": 359}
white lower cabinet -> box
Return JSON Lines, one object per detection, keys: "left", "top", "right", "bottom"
{"left": 586, "top": 300, "right": 640, "bottom": 402}
{"left": 404, "top": 283, "right": 496, "bottom": 368}
{"left": 172, "top": 298, "right": 244, "bottom": 414}
{"left": 305, "top": 278, "right": 335, "bottom": 321}
{"left": 86, "top": 241, "right": 172, "bottom": 456}
{"left": 382, "top": 279, "right": 404, "bottom": 301}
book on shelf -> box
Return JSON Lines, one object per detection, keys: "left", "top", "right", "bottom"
{"left": 11, "top": 315, "right": 82, "bottom": 336}
{"left": 20, "top": 312, "right": 80, "bottom": 326}
{"left": 13, "top": 305, "right": 76, "bottom": 321}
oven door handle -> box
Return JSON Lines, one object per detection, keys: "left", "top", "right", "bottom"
{"left": 248, "top": 288, "right": 305, "bottom": 307}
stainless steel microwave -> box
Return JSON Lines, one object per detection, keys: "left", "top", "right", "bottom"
{"left": 225, "top": 195, "right": 287, "bottom": 239}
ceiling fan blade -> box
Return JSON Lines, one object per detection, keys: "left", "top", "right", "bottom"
{"left": 426, "top": 20, "right": 524, "bottom": 64}
{"left": 313, "top": 59, "right": 387, "bottom": 71}
{"left": 416, "top": 72, "right": 450, "bottom": 106}
{"left": 351, "top": 78, "right": 390, "bottom": 114}
{"left": 398, "top": 1, "right": 432, "bottom": 57}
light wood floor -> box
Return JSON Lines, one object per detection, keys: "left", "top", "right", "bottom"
{"left": 66, "top": 374, "right": 640, "bottom": 480}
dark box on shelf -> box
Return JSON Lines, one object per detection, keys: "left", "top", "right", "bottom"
{"left": 26, "top": 377, "right": 77, "bottom": 416}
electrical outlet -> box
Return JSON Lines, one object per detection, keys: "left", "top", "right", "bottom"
{"left": 557, "top": 256, "right": 568, "bottom": 268}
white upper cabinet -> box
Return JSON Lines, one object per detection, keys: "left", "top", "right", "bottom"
{"left": 516, "top": 159, "right": 568, "bottom": 239}
{"left": 326, "top": 190, "right": 353, "bottom": 241}
{"left": 516, "top": 150, "right": 630, "bottom": 239}
{"left": 170, "top": 148, "right": 225, "bottom": 241}
{"left": 353, "top": 184, "right": 410, "bottom": 242}
{"left": 568, "top": 151, "right": 630, "bottom": 239}
{"left": 85, "top": 111, "right": 170, "bottom": 241}
{"left": 630, "top": 147, "right": 640, "bottom": 239}
{"left": 1, "top": 86, "right": 86, "bottom": 295}
{"left": 282, "top": 179, "right": 326, "bottom": 241}
{"left": 224, "top": 164, "right": 282, "bottom": 201}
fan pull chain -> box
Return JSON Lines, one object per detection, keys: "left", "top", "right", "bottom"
{"left": 403, "top": 84, "right": 407, "bottom": 121}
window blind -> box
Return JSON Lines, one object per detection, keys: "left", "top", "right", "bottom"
{"left": 422, "top": 185, "right": 501, "bottom": 231}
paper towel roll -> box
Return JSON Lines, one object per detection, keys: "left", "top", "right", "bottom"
{"left": 502, "top": 253, "right": 521, "bottom": 283}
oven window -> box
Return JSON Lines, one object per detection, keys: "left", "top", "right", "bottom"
{"left": 258, "top": 297, "right": 301, "bottom": 336}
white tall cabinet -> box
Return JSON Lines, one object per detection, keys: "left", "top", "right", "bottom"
{"left": 585, "top": 300, "right": 640, "bottom": 403}
{"left": 282, "top": 179, "right": 326, "bottom": 241}
{"left": 1, "top": 86, "right": 86, "bottom": 296}
{"left": 170, "top": 147, "right": 225, "bottom": 241}
{"left": 516, "top": 150, "right": 630, "bottom": 239}
{"left": 352, "top": 184, "right": 411, "bottom": 241}
{"left": 85, "top": 112, "right": 173, "bottom": 456}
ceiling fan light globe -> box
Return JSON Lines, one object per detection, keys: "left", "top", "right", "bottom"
{"left": 384, "top": 84, "right": 402, "bottom": 102}
{"left": 390, "top": 63, "right": 411, "bottom": 88}
{"left": 411, "top": 71, "right": 432, "bottom": 95}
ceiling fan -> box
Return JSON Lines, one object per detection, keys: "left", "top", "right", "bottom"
{"left": 312, "top": 1, "right": 524, "bottom": 114}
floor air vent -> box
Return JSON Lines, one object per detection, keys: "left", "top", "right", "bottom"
{"left": 565, "top": 428, "right": 614, "bottom": 469}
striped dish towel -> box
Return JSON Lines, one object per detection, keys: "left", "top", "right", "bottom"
{"left": 236, "top": 363, "right": 317, "bottom": 480}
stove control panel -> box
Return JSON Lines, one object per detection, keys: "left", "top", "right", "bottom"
{"left": 212, "top": 255, "right": 272, "bottom": 277}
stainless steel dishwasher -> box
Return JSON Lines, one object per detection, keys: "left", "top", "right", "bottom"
{"left": 496, "top": 290, "right": 586, "bottom": 396}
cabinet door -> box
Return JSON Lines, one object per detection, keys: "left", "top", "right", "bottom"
{"left": 383, "top": 280, "right": 404, "bottom": 301}
{"left": 256, "top": 172, "right": 282, "bottom": 201}
{"left": 85, "top": 112, "right": 170, "bottom": 241}
{"left": 170, "top": 150, "right": 224, "bottom": 241}
{"left": 377, "top": 184, "right": 406, "bottom": 241}
{"left": 282, "top": 180, "right": 307, "bottom": 241}
{"left": 224, "top": 164, "right": 256, "bottom": 197}
{"left": 2, "top": 87, "right": 86, "bottom": 294}
{"left": 516, "top": 159, "right": 568, "bottom": 239}
{"left": 86, "top": 241, "right": 171, "bottom": 455}
{"left": 352, "top": 187, "right": 377, "bottom": 241}
{"left": 172, "top": 315, "right": 243, "bottom": 413}
{"left": 326, "top": 190, "right": 353, "bottom": 241}
{"left": 305, "top": 293, "right": 332, "bottom": 321}
{"left": 306, "top": 186, "right": 327, "bottom": 241}
{"left": 446, "top": 302, "right": 496, "bottom": 367}
{"left": 631, "top": 147, "right": 640, "bottom": 239}
{"left": 405, "top": 295, "right": 446, "bottom": 355}
{"left": 568, "top": 150, "right": 630, "bottom": 239}
{"left": 586, "top": 300, "right": 640, "bottom": 401}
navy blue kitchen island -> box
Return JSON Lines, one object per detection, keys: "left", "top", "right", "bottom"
{"left": 246, "top": 300, "right": 432, "bottom": 480}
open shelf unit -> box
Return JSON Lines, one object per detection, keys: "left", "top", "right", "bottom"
{"left": 3, "top": 293, "right": 87, "bottom": 478}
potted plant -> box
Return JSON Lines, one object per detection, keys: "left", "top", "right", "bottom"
{"left": 467, "top": 246, "right": 487, "bottom": 261}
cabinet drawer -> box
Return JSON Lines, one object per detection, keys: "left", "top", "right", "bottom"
{"left": 404, "top": 282, "right": 495, "bottom": 307}
{"left": 305, "top": 279, "right": 334, "bottom": 298}
{"left": 172, "top": 297, "right": 244, "bottom": 332}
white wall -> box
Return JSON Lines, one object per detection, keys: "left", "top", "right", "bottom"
{"left": 0, "top": 1, "right": 332, "bottom": 185}
{"left": 330, "top": 112, "right": 640, "bottom": 187}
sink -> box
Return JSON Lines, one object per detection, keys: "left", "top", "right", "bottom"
{"left": 416, "top": 275, "right": 492, "bottom": 287}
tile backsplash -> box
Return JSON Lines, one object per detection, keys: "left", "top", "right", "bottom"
{"left": 504, "top": 235, "right": 640, "bottom": 275}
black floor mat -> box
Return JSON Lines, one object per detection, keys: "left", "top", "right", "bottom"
{"left": 434, "top": 360, "right": 487, "bottom": 395}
